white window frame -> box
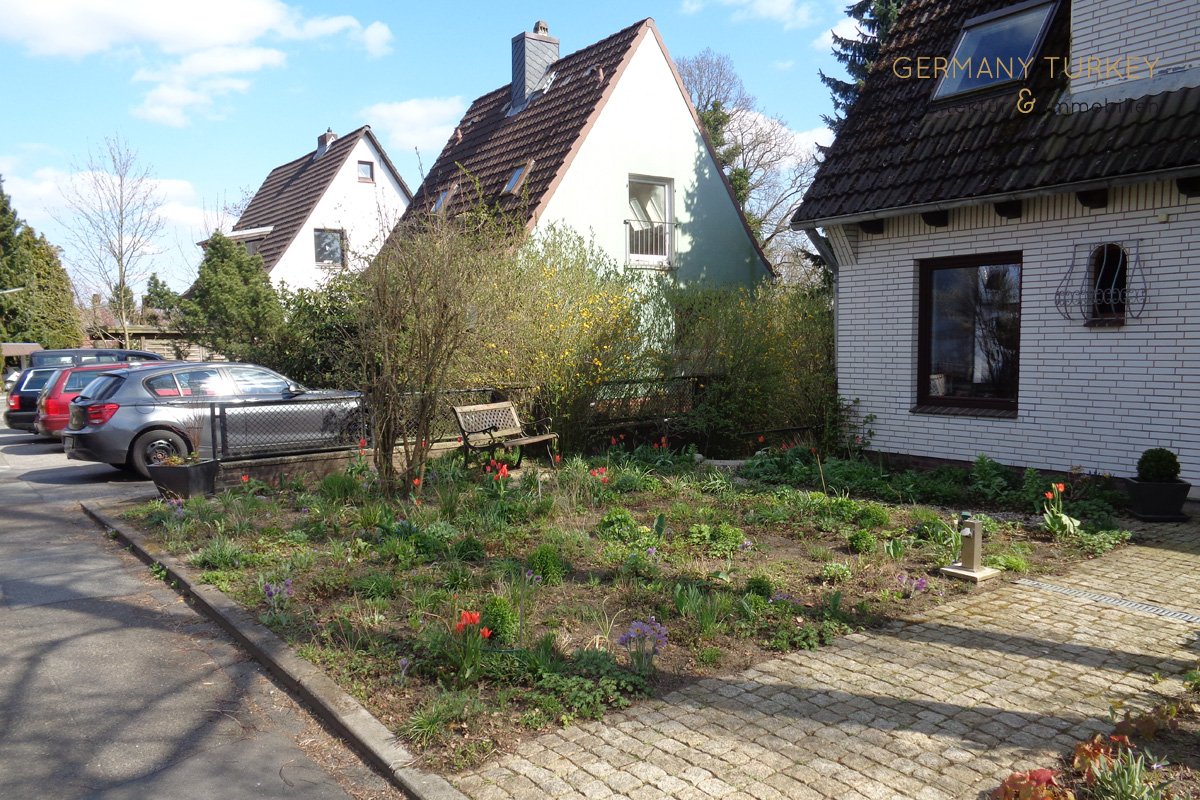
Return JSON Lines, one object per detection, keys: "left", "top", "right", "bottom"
{"left": 626, "top": 175, "right": 674, "bottom": 268}
{"left": 357, "top": 161, "right": 375, "bottom": 183}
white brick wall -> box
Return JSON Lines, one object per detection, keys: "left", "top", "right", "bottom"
{"left": 1070, "top": 0, "right": 1199, "bottom": 95}
{"left": 834, "top": 180, "right": 1200, "bottom": 490}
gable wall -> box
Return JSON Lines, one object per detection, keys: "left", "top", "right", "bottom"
{"left": 538, "top": 33, "right": 769, "bottom": 286}
{"left": 835, "top": 180, "right": 1200, "bottom": 490}
{"left": 271, "top": 138, "right": 409, "bottom": 289}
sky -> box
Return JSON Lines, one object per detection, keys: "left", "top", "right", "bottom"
{"left": 0, "top": 0, "right": 855, "bottom": 292}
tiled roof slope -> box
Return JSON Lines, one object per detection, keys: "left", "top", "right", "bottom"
{"left": 234, "top": 126, "right": 411, "bottom": 273}
{"left": 792, "top": 0, "right": 1200, "bottom": 226}
{"left": 403, "top": 19, "right": 649, "bottom": 222}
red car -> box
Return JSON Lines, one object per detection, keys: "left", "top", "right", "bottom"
{"left": 35, "top": 363, "right": 129, "bottom": 438}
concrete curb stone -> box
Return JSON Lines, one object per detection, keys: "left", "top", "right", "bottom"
{"left": 81, "top": 500, "right": 468, "bottom": 800}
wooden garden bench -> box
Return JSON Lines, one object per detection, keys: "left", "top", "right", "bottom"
{"left": 451, "top": 401, "right": 557, "bottom": 468}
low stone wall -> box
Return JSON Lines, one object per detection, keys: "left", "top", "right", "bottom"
{"left": 213, "top": 442, "right": 464, "bottom": 491}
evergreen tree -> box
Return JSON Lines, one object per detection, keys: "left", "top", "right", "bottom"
{"left": 176, "top": 231, "right": 283, "bottom": 361}
{"left": 819, "top": 0, "right": 905, "bottom": 133}
{"left": 0, "top": 176, "right": 83, "bottom": 346}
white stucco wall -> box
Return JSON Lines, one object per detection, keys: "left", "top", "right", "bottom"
{"left": 538, "top": 32, "right": 769, "bottom": 286}
{"left": 832, "top": 180, "right": 1200, "bottom": 490}
{"left": 270, "top": 137, "right": 409, "bottom": 289}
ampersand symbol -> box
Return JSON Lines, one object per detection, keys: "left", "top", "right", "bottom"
{"left": 1016, "top": 88, "right": 1036, "bottom": 114}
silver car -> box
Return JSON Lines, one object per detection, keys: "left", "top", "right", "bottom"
{"left": 63, "top": 362, "right": 363, "bottom": 478}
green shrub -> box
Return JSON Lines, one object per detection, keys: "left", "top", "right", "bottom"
{"left": 317, "top": 472, "right": 361, "bottom": 503}
{"left": 853, "top": 502, "right": 890, "bottom": 528}
{"left": 685, "top": 522, "right": 745, "bottom": 557}
{"left": 819, "top": 562, "right": 852, "bottom": 583}
{"left": 1137, "top": 448, "right": 1181, "bottom": 482}
{"left": 528, "top": 543, "right": 568, "bottom": 585}
{"left": 744, "top": 575, "right": 775, "bottom": 598}
{"left": 597, "top": 508, "right": 639, "bottom": 542}
{"left": 969, "top": 455, "right": 1016, "bottom": 503}
{"left": 846, "top": 529, "right": 877, "bottom": 554}
{"left": 453, "top": 535, "right": 486, "bottom": 562}
{"left": 697, "top": 646, "right": 722, "bottom": 667}
{"left": 482, "top": 595, "right": 519, "bottom": 645}
{"left": 740, "top": 592, "right": 769, "bottom": 618}
{"left": 192, "top": 536, "right": 247, "bottom": 570}
{"left": 351, "top": 571, "right": 400, "bottom": 599}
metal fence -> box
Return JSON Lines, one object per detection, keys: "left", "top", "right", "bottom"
{"left": 199, "top": 379, "right": 703, "bottom": 462}
{"left": 209, "top": 394, "right": 367, "bottom": 460}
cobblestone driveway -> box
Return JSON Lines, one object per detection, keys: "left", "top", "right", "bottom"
{"left": 450, "top": 519, "right": 1200, "bottom": 800}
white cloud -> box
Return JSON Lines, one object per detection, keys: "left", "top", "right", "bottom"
{"left": 360, "top": 22, "right": 393, "bottom": 58}
{"left": 812, "top": 16, "right": 863, "bottom": 51}
{"left": 363, "top": 97, "right": 468, "bottom": 166}
{"left": 0, "top": 0, "right": 393, "bottom": 125}
{"left": 773, "top": 59, "right": 795, "bottom": 71}
{"left": 792, "top": 124, "right": 834, "bottom": 154}
{"left": 683, "top": 0, "right": 817, "bottom": 29}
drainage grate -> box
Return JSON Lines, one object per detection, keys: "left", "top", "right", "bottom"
{"left": 1016, "top": 578, "right": 1200, "bottom": 624}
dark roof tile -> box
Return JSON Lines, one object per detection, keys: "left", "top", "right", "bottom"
{"left": 793, "top": 0, "right": 1200, "bottom": 226}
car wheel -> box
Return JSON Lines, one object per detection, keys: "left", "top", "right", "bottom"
{"left": 130, "top": 429, "right": 188, "bottom": 479}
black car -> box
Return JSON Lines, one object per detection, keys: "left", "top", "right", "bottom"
{"left": 30, "top": 348, "right": 164, "bottom": 368}
{"left": 4, "top": 367, "right": 62, "bottom": 432}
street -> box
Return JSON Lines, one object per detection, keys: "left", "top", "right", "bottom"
{"left": 0, "top": 427, "right": 401, "bottom": 800}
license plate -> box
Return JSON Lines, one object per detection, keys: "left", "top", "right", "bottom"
{"left": 63, "top": 436, "right": 75, "bottom": 453}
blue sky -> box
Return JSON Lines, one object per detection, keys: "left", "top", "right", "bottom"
{"left": 0, "top": 0, "right": 854, "bottom": 291}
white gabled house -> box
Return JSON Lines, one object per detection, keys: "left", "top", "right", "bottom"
{"left": 402, "top": 19, "right": 772, "bottom": 286}
{"left": 231, "top": 126, "right": 412, "bottom": 289}
{"left": 791, "top": 0, "right": 1200, "bottom": 491}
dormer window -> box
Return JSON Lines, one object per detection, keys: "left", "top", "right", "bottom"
{"left": 933, "top": 0, "right": 1056, "bottom": 100}
{"left": 358, "top": 161, "right": 375, "bottom": 183}
{"left": 503, "top": 160, "right": 534, "bottom": 195}
{"left": 431, "top": 183, "right": 458, "bottom": 213}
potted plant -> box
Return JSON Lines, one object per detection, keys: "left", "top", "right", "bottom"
{"left": 146, "top": 411, "right": 219, "bottom": 500}
{"left": 1127, "top": 447, "right": 1191, "bottom": 522}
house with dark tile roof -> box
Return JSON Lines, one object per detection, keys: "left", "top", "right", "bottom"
{"left": 232, "top": 125, "right": 412, "bottom": 289}
{"left": 791, "top": 0, "right": 1200, "bottom": 489}
{"left": 402, "top": 19, "right": 771, "bottom": 286}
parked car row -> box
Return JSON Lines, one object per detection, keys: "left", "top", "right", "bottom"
{"left": 3, "top": 350, "right": 363, "bottom": 480}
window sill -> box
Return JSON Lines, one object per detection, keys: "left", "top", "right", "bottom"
{"left": 910, "top": 404, "right": 1017, "bottom": 419}
{"left": 626, "top": 259, "right": 674, "bottom": 271}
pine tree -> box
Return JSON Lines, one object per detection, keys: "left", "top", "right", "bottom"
{"left": 0, "top": 175, "right": 83, "bottom": 346}
{"left": 176, "top": 231, "right": 283, "bottom": 361}
{"left": 819, "top": 0, "right": 905, "bottom": 133}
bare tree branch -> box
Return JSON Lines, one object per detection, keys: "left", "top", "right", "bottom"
{"left": 56, "top": 135, "right": 165, "bottom": 347}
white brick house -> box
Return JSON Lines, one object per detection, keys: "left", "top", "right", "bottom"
{"left": 792, "top": 0, "right": 1200, "bottom": 491}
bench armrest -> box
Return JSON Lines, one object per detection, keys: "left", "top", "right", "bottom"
{"left": 527, "top": 416, "right": 553, "bottom": 434}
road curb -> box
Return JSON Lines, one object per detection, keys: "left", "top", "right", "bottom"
{"left": 81, "top": 501, "right": 468, "bottom": 800}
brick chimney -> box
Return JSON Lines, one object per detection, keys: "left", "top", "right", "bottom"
{"left": 511, "top": 20, "right": 559, "bottom": 110}
{"left": 315, "top": 128, "right": 337, "bottom": 159}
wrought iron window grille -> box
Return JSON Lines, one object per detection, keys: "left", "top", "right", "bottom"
{"left": 1054, "top": 240, "right": 1146, "bottom": 325}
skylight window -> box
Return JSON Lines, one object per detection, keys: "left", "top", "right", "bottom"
{"left": 503, "top": 160, "right": 534, "bottom": 195}
{"left": 933, "top": 0, "right": 1055, "bottom": 100}
{"left": 431, "top": 183, "right": 458, "bottom": 213}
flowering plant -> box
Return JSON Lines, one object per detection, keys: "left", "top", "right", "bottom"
{"left": 1042, "top": 482, "right": 1081, "bottom": 538}
{"left": 618, "top": 617, "right": 667, "bottom": 674}
{"left": 445, "top": 609, "right": 492, "bottom": 686}
{"left": 260, "top": 578, "right": 295, "bottom": 625}
{"left": 484, "top": 458, "right": 511, "bottom": 498}
{"left": 992, "top": 768, "right": 1073, "bottom": 800}
{"left": 896, "top": 572, "right": 928, "bottom": 598}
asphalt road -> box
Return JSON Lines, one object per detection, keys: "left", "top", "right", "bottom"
{"left": 0, "top": 427, "right": 399, "bottom": 800}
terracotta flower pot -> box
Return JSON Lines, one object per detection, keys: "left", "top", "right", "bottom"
{"left": 147, "top": 460, "right": 220, "bottom": 500}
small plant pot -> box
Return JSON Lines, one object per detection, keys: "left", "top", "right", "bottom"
{"left": 1126, "top": 479, "right": 1191, "bottom": 522}
{"left": 147, "top": 460, "right": 220, "bottom": 500}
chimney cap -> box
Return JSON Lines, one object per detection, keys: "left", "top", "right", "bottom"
{"left": 533, "top": 20, "right": 549, "bottom": 35}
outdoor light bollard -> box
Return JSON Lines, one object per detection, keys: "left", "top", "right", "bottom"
{"left": 939, "top": 512, "right": 1001, "bottom": 583}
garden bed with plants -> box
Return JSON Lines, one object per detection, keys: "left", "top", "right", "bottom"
{"left": 120, "top": 442, "right": 1132, "bottom": 772}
